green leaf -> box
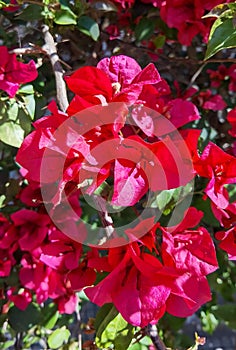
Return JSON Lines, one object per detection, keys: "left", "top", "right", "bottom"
{"left": 135, "top": 18, "right": 155, "bottom": 42}
{"left": 202, "top": 3, "right": 230, "bottom": 19}
{"left": 21, "top": 94, "right": 36, "bottom": 120}
{"left": 17, "top": 4, "right": 43, "bottom": 21}
{"left": 54, "top": 4, "right": 77, "bottom": 25}
{"left": 48, "top": 326, "right": 71, "bottom": 349}
{"left": 149, "top": 182, "right": 193, "bottom": 212}
{"left": 114, "top": 325, "right": 134, "bottom": 350}
{"left": 0, "top": 121, "right": 24, "bottom": 148}
{"left": 153, "top": 34, "right": 166, "bottom": 49}
{"left": 77, "top": 16, "right": 100, "bottom": 41}
{"left": 1, "top": 340, "right": 15, "bottom": 349}
{"left": 96, "top": 312, "right": 133, "bottom": 349}
{"left": 41, "top": 303, "right": 59, "bottom": 329}
{"left": 95, "top": 304, "right": 118, "bottom": 338}
{"left": 0, "top": 195, "right": 5, "bottom": 208}
{"left": 200, "top": 311, "right": 219, "bottom": 334}
{"left": 6, "top": 101, "right": 18, "bottom": 121}
{"left": 193, "top": 196, "right": 220, "bottom": 227}
{"left": 205, "top": 18, "right": 236, "bottom": 59}
{"left": 152, "top": 189, "right": 175, "bottom": 210}
{"left": 77, "top": 290, "right": 89, "bottom": 302}
{"left": 211, "top": 304, "right": 236, "bottom": 329}
{"left": 18, "top": 108, "right": 33, "bottom": 134}
{"left": 128, "top": 336, "right": 152, "bottom": 350}
{"left": 8, "top": 304, "right": 41, "bottom": 332}
{"left": 18, "top": 84, "right": 34, "bottom": 95}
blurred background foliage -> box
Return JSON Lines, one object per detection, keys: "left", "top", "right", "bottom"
{"left": 0, "top": 0, "right": 236, "bottom": 349}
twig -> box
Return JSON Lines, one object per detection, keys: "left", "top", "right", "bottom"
{"left": 9, "top": 46, "right": 47, "bottom": 56}
{"left": 146, "top": 324, "right": 167, "bottom": 350}
{"left": 42, "top": 24, "right": 69, "bottom": 112}
{"left": 92, "top": 195, "right": 114, "bottom": 245}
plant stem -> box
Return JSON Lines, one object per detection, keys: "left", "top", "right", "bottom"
{"left": 146, "top": 324, "right": 167, "bottom": 350}
{"left": 42, "top": 24, "right": 69, "bottom": 112}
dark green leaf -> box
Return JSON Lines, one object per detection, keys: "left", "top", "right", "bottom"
{"left": 17, "top": 4, "right": 43, "bottom": 21}
{"left": 114, "top": 324, "right": 134, "bottom": 350}
{"left": 8, "top": 304, "right": 42, "bottom": 332}
{"left": 41, "top": 303, "right": 59, "bottom": 329}
{"left": 94, "top": 304, "right": 118, "bottom": 338}
{"left": 135, "top": 18, "right": 155, "bottom": 42}
{"left": 77, "top": 16, "right": 100, "bottom": 41}
{"left": 193, "top": 196, "right": 220, "bottom": 227}
{"left": 211, "top": 304, "right": 236, "bottom": 329}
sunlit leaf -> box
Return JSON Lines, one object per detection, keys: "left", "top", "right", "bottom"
{"left": 54, "top": 4, "right": 77, "bottom": 25}
{"left": 205, "top": 18, "right": 236, "bottom": 59}
{"left": 48, "top": 326, "right": 71, "bottom": 349}
{"left": 0, "top": 121, "right": 24, "bottom": 148}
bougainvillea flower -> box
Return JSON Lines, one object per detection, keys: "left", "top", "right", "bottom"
{"left": 194, "top": 142, "right": 236, "bottom": 208}
{"left": 216, "top": 227, "right": 236, "bottom": 260}
{"left": 65, "top": 66, "right": 113, "bottom": 102}
{"left": 211, "top": 201, "right": 236, "bottom": 228}
{"left": 227, "top": 108, "right": 236, "bottom": 137}
{"left": 207, "top": 65, "right": 228, "bottom": 88}
{"left": 40, "top": 227, "right": 82, "bottom": 272}
{"left": 160, "top": 207, "right": 219, "bottom": 276}
{"left": 16, "top": 101, "right": 69, "bottom": 183}
{"left": 16, "top": 55, "right": 200, "bottom": 214}
{"left": 131, "top": 98, "right": 200, "bottom": 137}
{"left": 20, "top": 254, "right": 51, "bottom": 304}
{"left": 7, "top": 288, "right": 32, "bottom": 310}
{"left": 85, "top": 247, "right": 170, "bottom": 327}
{"left": 67, "top": 261, "right": 97, "bottom": 291}
{"left": 65, "top": 55, "right": 161, "bottom": 112}
{"left": 47, "top": 269, "right": 77, "bottom": 314}
{"left": 10, "top": 209, "right": 51, "bottom": 251}
{"left": 229, "top": 64, "right": 236, "bottom": 92}
{"left": 0, "top": 46, "right": 38, "bottom": 97}
{"left": 165, "top": 275, "right": 212, "bottom": 318}
{"left": 201, "top": 92, "right": 226, "bottom": 111}
{"left": 0, "top": 250, "right": 12, "bottom": 277}
{"left": 55, "top": 292, "right": 77, "bottom": 314}
{"left": 86, "top": 228, "right": 215, "bottom": 327}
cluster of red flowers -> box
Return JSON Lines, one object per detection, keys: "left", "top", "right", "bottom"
{"left": 207, "top": 64, "right": 236, "bottom": 92}
{"left": 157, "top": 0, "right": 234, "bottom": 45}
{"left": 1, "top": 55, "right": 235, "bottom": 327}
{"left": 106, "top": 0, "right": 234, "bottom": 45}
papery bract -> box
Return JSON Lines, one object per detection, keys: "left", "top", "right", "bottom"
{"left": 194, "top": 142, "right": 236, "bottom": 208}
{"left": 216, "top": 227, "right": 236, "bottom": 260}
{"left": 0, "top": 46, "right": 38, "bottom": 97}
